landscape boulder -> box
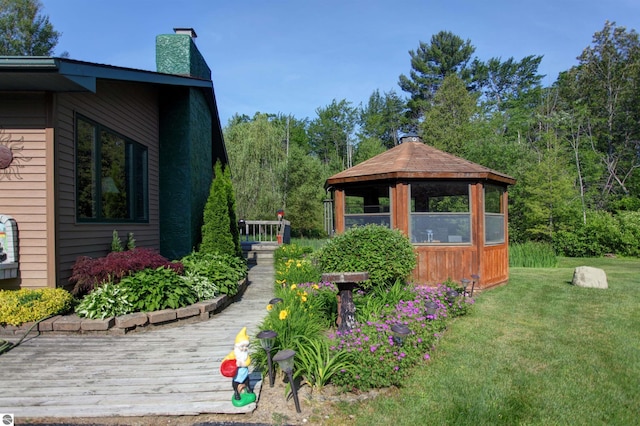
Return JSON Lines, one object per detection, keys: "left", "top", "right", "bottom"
{"left": 572, "top": 266, "right": 608, "bottom": 289}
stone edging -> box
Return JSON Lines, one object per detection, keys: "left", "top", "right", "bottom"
{"left": 0, "top": 277, "right": 248, "bottom": 337}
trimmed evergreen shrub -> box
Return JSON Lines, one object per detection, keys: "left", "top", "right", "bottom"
{"left": 200, "top": 161, "right": 236, "bottom": 257}
{"left": 313, "top": 224, "right": 417, "bottom": 291}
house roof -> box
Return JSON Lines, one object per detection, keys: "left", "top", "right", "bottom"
{"left": 326, "top": 141, "right": 516, "bottom": 186}
{"left": 0, "top": 56, "right": 214, "bottom": 92}
{"left": 0, "top": 56, "right": 227, "bottom": 164}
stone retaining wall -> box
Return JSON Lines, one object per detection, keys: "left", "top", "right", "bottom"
{"left": 0, "top": 278, "right": 247, "bottom": 337}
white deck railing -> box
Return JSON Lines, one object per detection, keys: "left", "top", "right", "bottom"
{"left": 239, "top": 219, "right": 290, "bottom": 244}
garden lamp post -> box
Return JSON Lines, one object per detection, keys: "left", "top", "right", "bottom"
{"left": 256, "top": 330, "right": 278, "bottom": 387}
{"left": 273, "top": 349, "right": 301, "bottom": 413}
{"left": 446, "top": 289, "right": 459, "bottom": 303}
{"left": 390, "top": 324, "right": 411, "bottom": 346}
{"left": 471, "top": 274, "right": 479, "bottom": 297}
{"left": 424, "top": 300, "right": 438, "bottom": 318}
{"left": 269, "top": 297, "right": 283, "bottom": 305}
{"left": 460, "top": 278, "right": 471, "bottom": 298}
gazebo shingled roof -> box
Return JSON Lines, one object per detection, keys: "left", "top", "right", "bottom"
{"left": 326, "top": 141, "right": 516, "bottom": 186}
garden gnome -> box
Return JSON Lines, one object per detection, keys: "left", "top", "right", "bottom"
{"left": 223, "top": 327, "right": 256, "bottom": 407}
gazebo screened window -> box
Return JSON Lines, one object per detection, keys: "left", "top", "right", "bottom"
{"left": 485, "top": 184, "right": 505, "bottom": 244}
{"left": 410, "top": 181, "right": 471, "bottom": 244}
{"left": 344, "top": 184, "right": 391, "bottom": 228}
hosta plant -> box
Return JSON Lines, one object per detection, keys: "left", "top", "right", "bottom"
{"left": 182, "top": 270, "right": 219, "bottom": 301}
{"left": 120, "top": 267, "right": 197, "bottom": 312}
{"left": 74, "top": 282, "right": 134, "bottom": 319}
{"left": 180, "top": 251, "right": 246, "bottom": 296}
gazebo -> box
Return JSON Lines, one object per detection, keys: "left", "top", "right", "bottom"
{"left": 325, "top": 135, "right": 516, "bottom": 290}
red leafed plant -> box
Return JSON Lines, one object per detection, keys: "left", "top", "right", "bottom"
{"left": 70, "top": 248, "right": 183, "bottom": 296}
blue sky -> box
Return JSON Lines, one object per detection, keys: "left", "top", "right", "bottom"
{"left": 41, "top": 0, "right": 639, "bottom": 126}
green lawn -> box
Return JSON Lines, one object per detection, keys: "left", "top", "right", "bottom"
{"left": 337, "top": 257, "right": 640, "bottom": 425}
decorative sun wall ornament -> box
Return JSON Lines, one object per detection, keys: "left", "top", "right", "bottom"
{"left": 0, "top": 129, "right": 31, "bottom": 180}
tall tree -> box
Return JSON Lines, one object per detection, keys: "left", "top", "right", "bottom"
{"left": 0, "top": 0, "right": 60, "bottom": 55}
{"left": 565, "top": 21, "right": 640, "bottom": 204}
{"left": 308, "top": 99, "right": 357, "bottom": 171}
{"left": 358, "top": 89, "right": 406, "bottom": 148}
{"left": 398, "top": 31, "right": 475, "bottom": 123}
{"left": 420, "top": 74, "right": 477, "bottom": 156}
{"left": 283, "top": 144, "right": 326, "bottom": 237}
{"left": 471, "top": 55, "right": 544, "bottom": 114}
{"left": 224, "top": 113, "right": 287, "bottom": 220}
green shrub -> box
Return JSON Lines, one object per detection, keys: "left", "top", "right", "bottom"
{"left": 181, "top": 251, "right": 247, "bottom": 296}
{"left": 617, "top": 211, "right": 640, "bottom": 257}
{"left": 553, "top": 210, "right": 640, "bottom": 257}
{"left": 75, "top": 282, "right": 134, "bottom": 319}
{"left": 120, "top": 267, "right": 197, "bottom": 312}
{"left": 200, "top": 161, "right": 237, "bottom": 257}
{"left": 509, "top": 241, "right": 558, "bottom": 267}
{"left": 313, "top": 224, "right": 416, "bottom": 291}
{"left": 0, "top": 288, "right": 74, "bottom": 326}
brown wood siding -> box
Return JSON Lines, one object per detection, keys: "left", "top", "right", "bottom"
{"left": 412, "top": 245, "right": 476, "bottom": 285}
{"left": 481, "top": 244, "right": 509, "bottom": 287}
{"left": 55, "top": 80, "right": 161, "bottom": 288}
{"left": 0, "top": 93, "right": 54, "bottom": 289}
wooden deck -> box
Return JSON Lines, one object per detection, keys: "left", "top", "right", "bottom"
{"left": 0, "top": 263, "right": 275, "bottom": 419}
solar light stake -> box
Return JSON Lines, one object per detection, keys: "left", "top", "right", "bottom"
{"left": 273, "top": 349, "right": 301, "bottom": 413}
{"left": 256, "top": 330, "right": 277, "bottom": 387}
{"left": 461, "top": 278, "right": 471, "bottom": 298}
{"left": 390, "top": 324, "right": 411, "bottom": 346}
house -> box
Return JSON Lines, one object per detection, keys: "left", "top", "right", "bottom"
{"left": 326, "top": 135, "right": 516, "bottom": 290}
{"left": 0, "top": 28, "right": 227, "bottom": 290}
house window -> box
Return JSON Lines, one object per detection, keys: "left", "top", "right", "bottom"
{"left": 76, "top": 115, "right": 148, "bottom": 222}
{"left": 344, "top": 184, "right": 391, "bottom": 228}
{"left": 410, "top": 181, "right": 471, "bottom": 244}
{"left": 485, "top": 184, "right": 505, "bottom": 244}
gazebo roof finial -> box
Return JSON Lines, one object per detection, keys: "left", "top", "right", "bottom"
{"left": 399, "top": 132, "right": 422, "bottom": 144}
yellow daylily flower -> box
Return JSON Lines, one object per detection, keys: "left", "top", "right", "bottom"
{"left": 279, "top": 309, "right": 289, "bottom": 320}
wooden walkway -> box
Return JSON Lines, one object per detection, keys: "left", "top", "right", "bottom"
{"left": 0, "top": 263, "right": 275, "bottom": 419}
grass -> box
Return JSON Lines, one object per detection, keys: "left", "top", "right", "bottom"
{"left": 289, "top": 237, "right": 329, "bottom": 252}
{"left": 334, "top": 257, "right": 640, "bottom": 425}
